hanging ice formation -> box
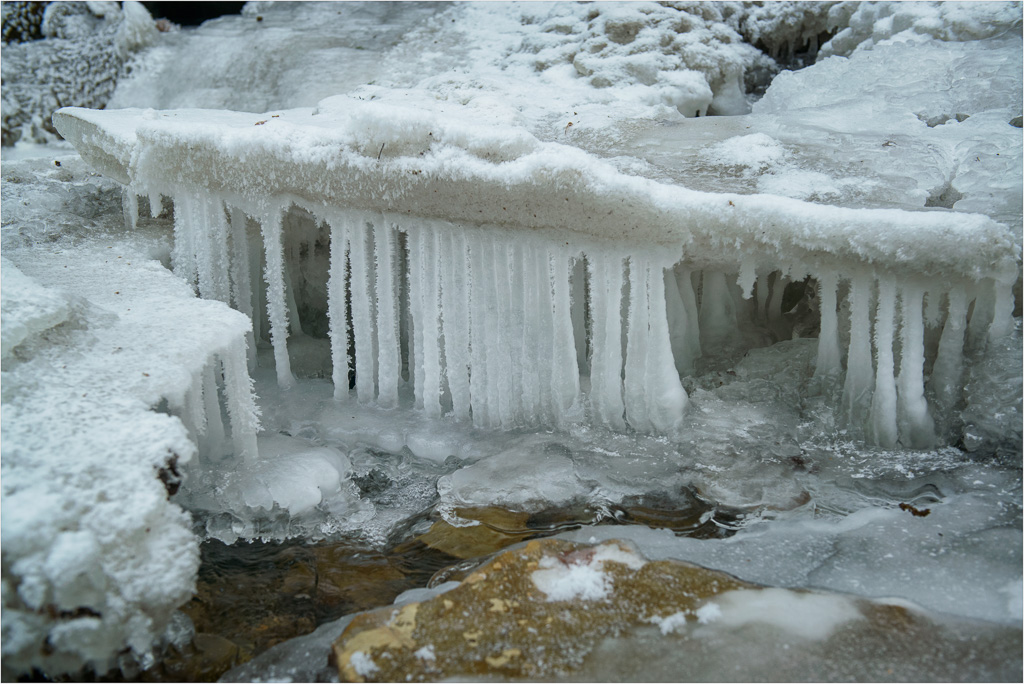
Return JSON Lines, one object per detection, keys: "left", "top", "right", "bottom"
{"left": 54, "top": 106, "right": 1019, "bottom": 449}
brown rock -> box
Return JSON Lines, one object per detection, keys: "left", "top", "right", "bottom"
{"left": 332, "top": 537, "right": 751, "bottom": 682}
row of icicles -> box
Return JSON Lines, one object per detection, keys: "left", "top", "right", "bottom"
{"left": 124, "top": 188, "right": 1015, "bottom": 455}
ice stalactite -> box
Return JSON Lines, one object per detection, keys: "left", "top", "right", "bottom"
{"left": 220, "top": 337, "right": 260, "bottom": 462}
{"left": 349, "top": 213, "right": 379, "bottom": 404}
{"left": 551, "top": 247, "right": 581, "bottom": 423}
{"left": 929, "top": 288, "right": 967, "bottom": 424}
{"left": 737, "top": 255, "right": 757, "bottom": 300}
{"left": 699, "top": 270, "right": 739, "bottom": 350}
{"left": 588, "top": 252, "right": 627, "bottom": 430}
{"left": 868, "top": 279, "right": 899, "bottom": 447}
{"left": 122, "top": 187, "right": 138, "bottom": 232}
{"left": 199, "top": 361, "right": 226, "bottom": 457}
{"left": 669, "top": 265, "right": 701, "bottom": 376}
{"left": 840, "top": 275, "right": 874, "bottom": 428}
{"left": 571, "top": 258, "right": 589, "bottom": 377}
{"left": 171, "top": 194, "right": 199, "bottom": 288}
{"left": 149, "top": 191, "right": 163, "bottom": 218}
{"left": 260, "top": 205, "right": 295, "bottom": 389}
{"left": 327, "top": 214, "right": 351, "bottom": 401}
{"left": 228, "top": 207, "right": 256, "bottom": 371}
{"left": 440, "top": 228, "right": 472, "bottom": 420}
{"left": 375, "top": 214, "right": 401, "bottom": 408}
{"left": 814, "top": 271, "right": 842, "bottom": 380}
{"left": 988, "top": 280, "right": 1015, "bottom": 341}
{"left": 415, "top": 224, "right": 444, "bottom": 417}
{"left": 624, "top": 258, "right": 653, "bottom": 431}
{"left": 163, "top": 195, "right": 1002, "bottom": 447}
{"left": 491, "top": 239, "right": 516, "bottom": 427}
{"left": 467, "top": 232, "right": 492, "bottom": 427}
{"left": 896, "top": 284, "right": 935, "bottom": 448}
{"left": 965, "top": 280, "right": 995, "bottom": 352}
{"left": 194, "top": 192, "right": 231, "bottom": 305}
{"left": 625, "top": 256, "right": 687, "bottom": 432}
{"left": 754, "top": 268, "right": 772, "bottom": 325}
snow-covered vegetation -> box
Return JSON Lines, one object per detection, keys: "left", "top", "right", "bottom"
{"left": 2, "top": 1, "right": 1021, "bottom": 679}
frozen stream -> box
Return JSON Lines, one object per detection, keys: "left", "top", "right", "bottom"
{"left": 2, "top": 2, "right": 1021, "bottom": 681}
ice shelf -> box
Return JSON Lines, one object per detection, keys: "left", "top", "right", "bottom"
{"left": 53, "top": 104, "right": 1020, "bottom": 446}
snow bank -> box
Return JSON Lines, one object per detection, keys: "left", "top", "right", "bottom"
{"left": 1, "top": 156, "right": 258, "bottom": 676}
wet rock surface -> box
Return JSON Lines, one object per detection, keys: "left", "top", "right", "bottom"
{"left": 332, "top": 538, "right": 1023, "bottom": 683}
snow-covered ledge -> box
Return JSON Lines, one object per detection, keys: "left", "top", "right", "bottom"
{"left": 54, "top": 101, "right": 1019, "bottom": 447}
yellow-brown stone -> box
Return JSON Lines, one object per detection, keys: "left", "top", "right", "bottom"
{"left": 332, "top": 538, "right": 754, "bottom": 682}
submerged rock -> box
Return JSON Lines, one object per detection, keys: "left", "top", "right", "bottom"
{"left": 332, "top": 538, "right": 1022, "bottom": 682}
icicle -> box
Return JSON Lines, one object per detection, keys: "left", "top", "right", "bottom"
{"left": 149, "top": 191, "right": 163, "bottom": 218}
{"left": 674, "top": 265, "right": 701, "bottom": 373}
{"left": 965, "top": 280, "right": 994, "bottom": 351}
{"left": 327, "top": 215, "right": 351, "bottom": 400}
{"left": 440, "top": 226, "right": 471, "bottom": 419}
{"left": 408, "top": 225, "right": 426, "bottom": 410}
{"left": 624, "top": 257, "right": 653, "bottom": 432}
{"left": 699, "top": 270, "right": 738, "bottom": 350}
{"left": 121, "top": 187, "right": 138, "bottom": 232}
{"left": 415, "top": 225, "right": 443, "bottom": 418}
{"left": 737, "top": 255, "right": 757, "bottom": 300}
{"left": 645, "top": 261, "right": 687, "bottom": 432}
{"left": 349, "top": 214, "right": 378, "bottom": 403}
{"left": 220, "top": 337, "right": 260, "bottom": 463}
{"left": 896, "top": 284, "right": 935, "bottom": 447}
{"left": 467, "top": 233, "right": 491, "bottom": 427}
{"left": 260, "top": 205, "right": 295, "bottom": 389}
{"left": 840, "top": 274, "right": 873, "bottom": 427}
{"left": 988, "top": 280, "right": 1014, "bottom": 341}
{"left": 283, "top": 259, "right": 304, "bottom": 336}
{"left": 228, "top": 207, "right": 256, "bottom": 371}
{"left": 766, "top": 272, "right": 791, "bottom": 338}
{"left": 171, "top": 194, "right": 198, "bottom": 287}
{"left": 375, "top": 215, "right": 401, "bottom": 408}
{"left": 929, "top": 287, "right": 967, "bottom": 420}
{"left": 923, "top": 288, "right": 943, "bottom": 329}
{"left": 664, "top": 266, "right": 691, "bottom": 378}
{"left": 814, "top": 271, "right": 842, "bottom": 379}
{"left": 588, "top": 253, "right": 626, "bottom": 430}
{"left": 249, "top": 225, "right": 265, "bottom": 346}
{"left": 195, "top": 194, "right": 231, "bottom": 304}
{"left": 515, "top": 243, "right": 538, "bottom": 423}
{"left": 491, "top": 238, "right": 516, "bottom": 427}
{"left": 868, "top": 279, "right": 898, "bottom": 447}
{"left": 550, "top": 246, "right": 580, "bottom": 421}
{"left": 570, "top": 257, "right": 589, "bottom": 376}
{"left": 199, "top": 360, "right": 226, "bottom": 458}
{"left": 179, "top": 369, "right": 207, "bottom": 453}
{"left": 484, "top": 237, "right": 505, "bottom": 428}
{"left": 755, "top": 269, "right": 771, "bottom": 324}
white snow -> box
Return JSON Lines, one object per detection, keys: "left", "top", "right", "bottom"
{"left": 694, "top": 601, "right": 722, "bottom": 625}
{"left": 349, "top": 651, "right": 379, "bottom": 678}
{"left": 697, "top": 588, "right": 863, "bottom": 641}
{"left": 531, "top": 541, "right": 646, "bottom": 602}
{"left": 1, "top": 158, "right": 257, "bottom": 675}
